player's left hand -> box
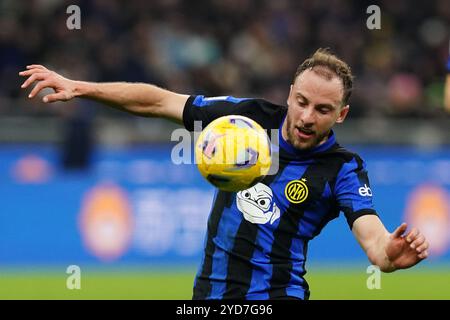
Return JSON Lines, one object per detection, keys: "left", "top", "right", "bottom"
{"left": 385, "top": 223, "right": 429, "bottom": 270}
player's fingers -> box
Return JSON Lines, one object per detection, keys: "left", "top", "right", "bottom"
{"left": 405, "top": 228, "right": 419, "bottom": 243}
{"left": 19, "top": 68, "right": 45, "bottom": 77}
{"left": 43, "top": 92, "right": 68, "bottom": 103}
{"left": 418, "top": 250, "right": 428, "bottom": 259}
{"left": 392, "top": 223, "right": 407, "bottom": 238}
{"left": 28, "top": 80, "right": 54, "bottom": 99}
{"left": 410, "top": 234, "right": 425, "bottom": 249}
{"left": 415, "top": 241, "right": 429, "bottom": 253}
{"left": 26, "top": 64, "right": 47, "bottom": 71}
{"left": 20, "top": 72, "right": 48, "bottom": 89}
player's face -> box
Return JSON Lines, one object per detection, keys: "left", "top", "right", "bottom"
{"left": 283, "top": 69, "right": 350, "bottom": 150}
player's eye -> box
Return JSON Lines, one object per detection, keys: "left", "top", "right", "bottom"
{"left": 316, "top": 106, "right": 332, "bottom": 114}
{"left": 298, "top": 101, "right": 307, "bottom": 107}
{"left": 243, "top": 192, "right": 251, "bottom": 199}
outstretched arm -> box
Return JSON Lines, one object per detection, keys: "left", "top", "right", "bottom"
{"left": 352, "top": 215, "right": 429, "bottom": 272}
{"left": 19, "top": 65, "right": 189, "bottom": 123}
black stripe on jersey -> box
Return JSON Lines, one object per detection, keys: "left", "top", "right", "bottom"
{"left": 327, "top": 145, "right": 365, "bottom": 193}
{"left": 193, "top": 191, "right": 234, "bottom": 299}
{"left": 354, "top": 154, "right": 363, "bottom": 171}
{"left": 268, "top": 153, "right": 348, "bottom": 299}
{"left": 222, "top": 154, "right": 289, "bottom": 299}
{"left": 354, "top": 155, "right": 371, "bottom": 187}
{"left": 301, "top": 240, "right": 310, "bottom": 300}
{"left": 312, "top": 206, "right": 340, "bottom": 238}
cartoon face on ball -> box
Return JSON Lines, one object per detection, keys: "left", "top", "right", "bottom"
{"left": 236, "top": 183, "right": 280, "bottom": 225}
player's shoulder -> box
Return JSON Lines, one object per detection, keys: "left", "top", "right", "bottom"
{"left": 331, "top": 144, "right": 363, "bottom": 160}
{"left": 321, "top": 143, "right": 366, "bottom": 168}
{"left": 326, "top": 145, "right": 368, "bottom": 175}
{"left": 237, "top": 97, "right": 287, "bottom": 126}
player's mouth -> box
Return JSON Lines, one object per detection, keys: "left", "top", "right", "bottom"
{"left": 295, "top": 127, "right": 315, "bottom": 140}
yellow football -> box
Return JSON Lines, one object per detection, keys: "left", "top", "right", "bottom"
{"left": 195, "top": 115, "right": 272, "bottom": 192}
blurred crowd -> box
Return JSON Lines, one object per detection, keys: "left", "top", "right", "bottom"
{"left": 1, "top": 0, "right": 449, "bottom": 119}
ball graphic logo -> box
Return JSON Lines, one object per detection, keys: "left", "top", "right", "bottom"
{"left": 285, "top": 179, "right": 309, "bottom": 204}
{"left": 195, "top": 115, "right": 272, "bottom": 192}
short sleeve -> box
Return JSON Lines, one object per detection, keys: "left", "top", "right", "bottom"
{"left": 182, "top": 95, "right": 286, "bottom": 132}
{"left": 183, "top": 95, "right": 252, "bottom": 131}
{"left": 334, "top": 155, "right": 378, "bottom": 229}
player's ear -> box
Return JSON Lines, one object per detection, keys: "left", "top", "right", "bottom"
{"left": 336, "top": 104, "right": 350, "bottom": 123}
{"left": 287, "top": 84, "right": 293, "bottom": 106}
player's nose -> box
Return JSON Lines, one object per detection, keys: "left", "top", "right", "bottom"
{"left": 299, "top": 105, "right": 316, "bottom": 125}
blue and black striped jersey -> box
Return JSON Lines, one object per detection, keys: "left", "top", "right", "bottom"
{"left": 183, "top": 95, "right": 377, "bottom": 300}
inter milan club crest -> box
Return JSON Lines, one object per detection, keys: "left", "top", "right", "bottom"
{"left": 285, "top": 179, "right": 309, "bottom": 204}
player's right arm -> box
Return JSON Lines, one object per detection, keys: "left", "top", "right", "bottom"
{"left": 19, "top": 65, "right": 189, "bottom": 124}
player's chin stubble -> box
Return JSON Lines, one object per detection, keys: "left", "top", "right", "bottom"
{"left": 285, "top": 118, "right": 328, "bottom": 151}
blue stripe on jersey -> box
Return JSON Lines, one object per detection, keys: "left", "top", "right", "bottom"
{"left": 286, "top": 236, "right": 307, "bottom": 297}
{"left": 192, "top": 95, "right": 249, "bottom": 107}
{"left": 335, "top": 157, "right": 374, "bottom": 212}
{"left": 209, "top": 198, "right": 243, "bottom": 299}
{"left": 208, "top": 246, "right": 229, "bottom": 298}
{"left": 246, "top": 259, "right": 270, "bottom": 299}
{"left": 193, "top": 189, "right": 219, "bottom": 290}
{"left": 245, "top": 161, "right": 309, "bottom": 299}
{"left": 245, "top": 227, "right": 275, "bottom": 300}
{"left": 298, "top": 182, "right": 334, "bottom": 239}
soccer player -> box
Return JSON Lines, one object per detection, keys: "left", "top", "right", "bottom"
{"left": 20, "top": 49, "right": 429, "bottom": 300}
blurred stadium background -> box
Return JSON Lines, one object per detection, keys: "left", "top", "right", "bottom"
{"left": 1, "top": 0, "right": 450, "bottom": 299}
